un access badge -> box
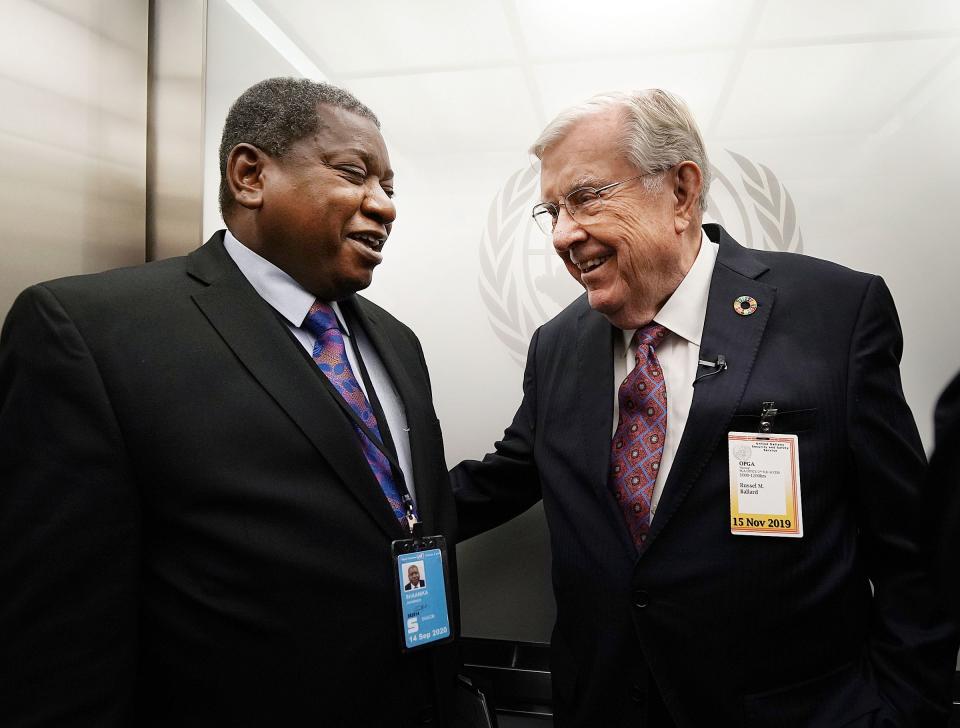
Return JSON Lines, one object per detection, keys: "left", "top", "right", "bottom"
{"left": 728, "top": 432, "right": 803, "bottom": 538}
{"left": 391, "top": 536, "right": 454, "bottom": 652}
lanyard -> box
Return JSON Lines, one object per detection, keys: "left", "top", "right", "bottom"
{"left": 291, "top": 310, "right": 420, "bottom": 532}
{"left": 348, "top": 326, "right": 420, "bottom": 532}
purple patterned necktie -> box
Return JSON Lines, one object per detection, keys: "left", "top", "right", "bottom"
{"left": 303, "top": 301, "right": 408, "bottom": 523}
{"left": 610, "top": 323, "right": 668, "bottom": 548}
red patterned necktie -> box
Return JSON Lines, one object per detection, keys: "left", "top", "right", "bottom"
{"left": 610, "top": 323, "right": 668, "bottom": 547}
{"left": 303, "top": 301, "right": 408, "bottom": 523}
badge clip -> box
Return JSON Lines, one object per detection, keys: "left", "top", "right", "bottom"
{"left": 402, "top": 494, "right": 420, "bottom": 536}
{"left": 405, "top": 511, "right": 419, "bottom": 534}
{"left": 759, "top": 401, "right": 778, "bottom": 434}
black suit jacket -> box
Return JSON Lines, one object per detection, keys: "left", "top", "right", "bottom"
{"left": 453, "top": 224, "right": 954, "bottom": 727}
{"left": 0, "top": 232, "right": 457, "bottom": 727}
{"left": 931, "top": 371, "right": 960, "bottom": 625}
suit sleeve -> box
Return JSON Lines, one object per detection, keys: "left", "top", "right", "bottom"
{"left": 451, "top": 328, "right": 544, "bottom": 541}
{"left": 0, "top": 285, "right": 139, "bottom": 725}
{"left": 931, "top": 371, "right": 960, "bottom": 625}
{"left": 846, "top": 276, "right": 956, "bottom": 725}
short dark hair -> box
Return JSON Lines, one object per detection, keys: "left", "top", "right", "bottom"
{"left": 218, "top": 77, "right": 380, "bottom": 214}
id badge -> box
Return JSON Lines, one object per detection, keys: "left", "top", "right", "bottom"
{"left": 728, "top": 432, "right": 803, "bottom": 537}
{"left": 392, "top": 535, "right": 454, "bottom": 652}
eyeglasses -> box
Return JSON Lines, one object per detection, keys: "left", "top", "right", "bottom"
{"left": 531, "top": 171, "right": 653, "bottom": 235}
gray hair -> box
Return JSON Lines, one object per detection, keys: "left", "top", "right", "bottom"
{"left": 530, "top": 89, "right": 711, "bottom": 212}
{"left": 218, "top": 77, "right": 379, "bottom": 214}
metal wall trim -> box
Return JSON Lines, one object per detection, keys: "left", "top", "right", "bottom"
{"left": 146, "top": 0, "right": 207, "bottom": 261}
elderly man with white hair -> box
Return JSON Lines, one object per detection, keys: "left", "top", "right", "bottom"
{"left": 453, "top": 90, "right": 955, "bottom": 727}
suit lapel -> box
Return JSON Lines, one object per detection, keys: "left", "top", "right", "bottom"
{"left": 646, "top": 226, "right": 776, "bottom": 547}
{"left": 343, "top": 297, "right": 440, "bottom": 534}
{"left": 576, "top": 300, "right": 638, "bottom": 556}
{"left": 187, "top": 234, "right": 406, "bottom": 539}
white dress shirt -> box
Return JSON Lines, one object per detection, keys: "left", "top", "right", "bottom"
{"left": 222, "top": 230, "right": 418, "bottom": 506}
{"left": 612, "top": 232, "right": 719, "bottom": 518}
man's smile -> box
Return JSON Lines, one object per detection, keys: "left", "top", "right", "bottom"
{"left": 345, "top": 230, "right": 386, "bottom": 252}
{"left": 575, "top": 255, "right": 611, "bottom": 274}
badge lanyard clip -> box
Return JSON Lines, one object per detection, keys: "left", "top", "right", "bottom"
{"left": 759, "top": 401, "right": 778, "bottom": 434}
{"left": 402, "top": 494, "right": 420, "bottom": 536}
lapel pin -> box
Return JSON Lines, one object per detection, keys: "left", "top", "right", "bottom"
{"left": 733, "top": 295, "right": 758, "bottom": 316}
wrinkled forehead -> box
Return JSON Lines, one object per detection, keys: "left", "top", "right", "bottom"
{"left": 310, "top": 105, "right": 393, "bottom": 176}
{"left": 538, "top": 110, "right": 630, "bottom": 201}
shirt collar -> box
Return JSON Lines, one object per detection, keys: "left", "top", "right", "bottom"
{"left": 222, "top": 229, "right": 351, "bottom": 335}
{"left": 621, "top": 227, "right": 719, "bottom": 349}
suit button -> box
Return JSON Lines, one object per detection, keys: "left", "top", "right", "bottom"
{"left": 633, "top": 590, "right": 649, "bottom": 608}
{"left": 631, "top": 683, "right": 644, "bottom": 703}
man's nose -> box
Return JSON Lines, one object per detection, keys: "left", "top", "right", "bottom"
{"left": 552, "top": 205, "right": 586, "bottom": 253}
{"left": 363, "top": 183, "right": 397, "bottom": 225}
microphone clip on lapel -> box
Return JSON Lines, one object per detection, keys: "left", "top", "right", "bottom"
{"left": 694, "top": 354, "right": 727, "bottom": 384}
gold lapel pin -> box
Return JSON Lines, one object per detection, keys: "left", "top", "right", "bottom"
{"left": 733, "top": 295, "right": 758, "bottom": 316}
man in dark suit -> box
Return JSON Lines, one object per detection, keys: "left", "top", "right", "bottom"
{"left": 0, "top": 78, "right": 456, "bottom": 726}
{"left": 452, "top": 89, "right": 955, "bottom": 726}
{"left": 931, "top": 372, "right": 960, "bottom": 624}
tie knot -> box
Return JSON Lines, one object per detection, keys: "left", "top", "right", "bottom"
{"left": 304, "top": 300, "right": 339, "bottom": 338}
{"left": 635, "top": 323, "right": 667, "bottom": 350}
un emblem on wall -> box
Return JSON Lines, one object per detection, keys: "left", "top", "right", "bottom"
{"left": 479, "top": 151, "right": 804, "bottom": 364}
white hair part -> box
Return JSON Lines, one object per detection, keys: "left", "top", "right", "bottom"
{"left": 530, "top": 89, "right": 711, "bottom": 212}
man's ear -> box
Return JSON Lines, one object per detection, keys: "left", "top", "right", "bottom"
{"left": 672, "top": 161, "right": 703, "bottom": 234}
{"left": 226, "top": 143, "right": 267, "bottom": 210}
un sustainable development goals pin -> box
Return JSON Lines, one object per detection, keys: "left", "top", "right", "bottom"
{"left": 733, "top": 296, "right": 758, "bottom": 316}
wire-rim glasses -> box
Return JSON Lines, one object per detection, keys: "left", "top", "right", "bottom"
{"left": 531, "top": 172, "right": 651, "bottom": 235}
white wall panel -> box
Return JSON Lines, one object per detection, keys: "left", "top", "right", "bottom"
{"left": 515, "top": 0, "right": 755, "bottom": 57}
{"left": 256, "top": 0, "right": 516, "bottom": 75}
{"left": 757, "top": 0, "right": 960, "bottom": 40}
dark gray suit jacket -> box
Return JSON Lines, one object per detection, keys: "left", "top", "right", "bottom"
{"left": 453, "top": 224, "right": 954, "bottom": 727}
{"left": 0, "top": 232, "right": 457, "bottom": 727}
